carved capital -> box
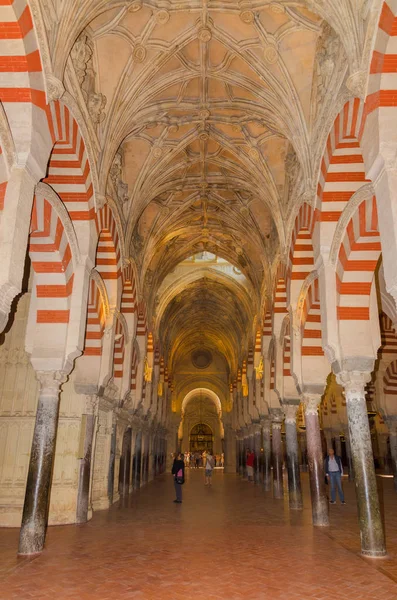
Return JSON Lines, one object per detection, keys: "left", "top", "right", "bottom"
{"left": 36, "top": 370, "right": 68, "bottom": 394}
{"left": 283, "top": 403, "right": 299, "bottom": 424}
{"left": 46, "top": 74, "right": 65, "bottom": 103}
{"left": 336, "top": 370, "right": 371, "bottom": 401}
{"left": 302, "top": 393, "right": 321, "bottom": 416}
{"left": 85, "top": 394, "right": 99, "bottom": 414}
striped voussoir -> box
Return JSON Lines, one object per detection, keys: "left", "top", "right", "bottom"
{"left": 0, "top": 145, "right": 6, "bottom": 210}
{"left": 44, "top": 101, "right": 95, "bottom": 222}
{"left": 366, "top": 2, "right": 397, "bottom": 116}
{"left": 315, "top": 99, "right": 367, "bottom": 227}
{"left": 384, "top": 359, "right": 397, "bottom": 396}
{"left": 121, "top": 263, "right": 136, "bottom": 316}
{"left": 29, "top": 194, "right": 73, "bottom": 325}
{"left": 336, "top": 196, "right": 381, "bottom": 321}
{"left": 283, "top": 326, "right": 291, "bottom": 377}
{"left": 379, "top": 312, "right": 397, "bottom": 359}
{"left": 113, "top": 317, "right": 125, "bottom": 380}
{"left": 136, "top": 304, "right": 147, "bottom": 337}
{"left": 287, "top": 203, "right": 314, "bottom": 303}
{"left": 301, "top": 278, "right": 323, "bottom": 357}
{"left": 83, "top": 276, "right": 106, "bottom": 356}
{"left": 95, "top": 204, "right": 122, "bottom": 303}
{"left": 270, "top": 346, "right": 275, "bottom": 390}
{"left": 130, "top": 344, "right": 138, "bottom": 391}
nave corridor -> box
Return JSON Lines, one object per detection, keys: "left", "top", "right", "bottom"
{"left": 1, "top": 471, "right": 397, "bottom": 600}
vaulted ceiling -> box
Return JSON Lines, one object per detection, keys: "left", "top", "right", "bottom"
{"left": 65, "top": 0, "right": 370, "bottom": 390}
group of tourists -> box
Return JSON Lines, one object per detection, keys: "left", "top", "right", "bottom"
{"left": 242, "top": 447, "right": 346, "bottom": 504}
{"left": 182, "top": 451, "right": 224, "bottom": 469}
{"left": 171, "top": 450, "right": 220, "bottom": 503}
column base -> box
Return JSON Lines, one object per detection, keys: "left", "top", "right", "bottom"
{"left": 361, "top": 549, "right": 387, "bottom": 558}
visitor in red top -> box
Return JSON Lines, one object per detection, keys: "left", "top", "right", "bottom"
{"left": 246, "top": 450, "right": 255, "bottom": 482}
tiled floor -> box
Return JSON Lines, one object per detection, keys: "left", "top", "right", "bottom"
{"left": 1, "top": 471, "right": 397, "bottom": 600}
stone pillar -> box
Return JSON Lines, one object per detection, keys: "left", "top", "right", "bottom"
{"left": 133, "top": 431, "right": 142, "bottom": 489}
{"left": 129, "top": 428, "right": 137, "bottom": 492}
{"left": 76, "top": 395, "right": 98, "bottom": 523}
{"left": 18, "top": 371, "right": 67, "bottom": 555}
{"left": 344, "top": 432, "right": 354, "bottom": 481}
{"left": 271, "top": 414, "right": 284, "bottom": 499}
{"left": 119, "top": 428, "right": 132, "bottom": 496}
{"left": 223, "top": 424, "right": 236, "bottom": 473}
{"left": 337, "top": 371, "right": 386, "bottom": 556}
{"left": 108, "top": 416, "right": 117, "bottom": 503}
{"left": 283, "top": 403, "right": 303, "bottom": 510}
{"left": 303, "top": 395, "right": 329, "bottom": 527}
{"left": 385, "top": 417, "right": 397, "bottom": 492}
{"left": 262, "top": 418, "right": 272, "bottom": 491}
{"left": 253, "top": 424, "right": 261, "bottom": 484}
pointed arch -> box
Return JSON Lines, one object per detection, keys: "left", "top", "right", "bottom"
{"left": 287, "top": 202, "right": 314, "bottom": 306}
{"left": 83, "top": 274, "right": 108, "bottom": 357}
{"left": 95, "top": 203, "right": 122, "bottom": 306}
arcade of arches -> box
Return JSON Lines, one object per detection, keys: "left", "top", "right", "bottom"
{"left": 1, "top": 0, "right": 397, "bottom": 596}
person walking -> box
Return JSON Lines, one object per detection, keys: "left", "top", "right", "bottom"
{"left": 205, "top": 451, "right": 215, "bottom": 486}
{"left": 172, "top": 452, "right": 185, "bottom": 503}
{"left": 324, "top": 448, "right": 345, "bottom": 504}
{"left": 246, "top": 449, "right": 255, "bottom": 482}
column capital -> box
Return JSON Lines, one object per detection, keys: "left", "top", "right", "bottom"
{"left": 302, "top": 393, "right": 321, "bottom": 416}
{"left": 336, "top": 370, "right": 372, "bottom": 398}
{"left": 272, "top": 421, "right": 282, "bottom": 431}
{"left": 283, "top": 403, "right": 299, "bottom": 424}
{"left": 84, "top": 394, "right": 99, "bottom": 414}
{"left": 36, "top": 370, "right": 68, "bottom": 392}
{"left": 269, "top": 407, "right": 283, "bottom": 423}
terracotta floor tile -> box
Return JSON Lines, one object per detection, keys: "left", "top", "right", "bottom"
{"left": 0, "top": 471, "right": 397, "bottom": 599}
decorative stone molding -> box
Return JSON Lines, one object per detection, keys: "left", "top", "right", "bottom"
{"left": 36, "top": 370, "right": 68, "bottom": 393}
{"left": 46, "top": 74, "right": 65, "bottom": 103}
{"left": 346, "top": 70, "right": 367, "bottom": 100}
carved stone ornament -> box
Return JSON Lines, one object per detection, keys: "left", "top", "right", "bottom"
{"left": 302, "top": 393, "right": 321, "bottom": 416}
{"left": 109, "top": 151, "right": 129, "bottom": 205}
{"left": 46, "top": 74, "right": 65, "bottom": 103}
{"left": 346, "top": 71, "right": 367, "bottom": 100}
{"left": 71, "top": 33, "right": 93, "bottom": 86}
{"left": 255, "top": 356, "right": 264, "bottom": 380}
{"left": 85, "top": 394, "right": 99, "bottom": 414}
{"left": 103, "top": 378, "right": 119, "bottom": 400}
{"left": 240, "top": 10, "right": 254, "bottom": 23}
{"left": 133, "top": 45, "right": 146, "bottom": 63}
{"left": 155, "top": 10, "right": 170, "bottom": 25}
{"left": 87, "top": 93, "right": 107, "bottom": 125}
{"left": 199, "top": 109, "right": 210, "bottom": 120}
{"left": 263, "top": 45, "right": 278, "bottom": 65}
{"left": 270, "top": 3, "right": 285, "bottom": 13}
{"left": 313, "top": 24, "right": 341, "bottom": 117}
{"left": 152, "top": 146, "right": 163, "bottom": 158}
{"left": 144, "top": 357, "right": 153, "bottom": 382}
{"left": 198, "top": 28, "right": 212, "bottom": 43}
{"left": 129, "top": 0, "right": 142, "bottom": 12}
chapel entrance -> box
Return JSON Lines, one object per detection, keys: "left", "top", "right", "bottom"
{"left": 189, "top": 423, "right": 213, "bottom": 454}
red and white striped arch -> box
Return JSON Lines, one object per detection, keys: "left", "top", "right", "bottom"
{"left": 300, "top": 278, "right": 324, "bottom": 357}
{"left": 83, "top": 276, "right": 107, "bottom": 357}
{"left": 44, "top": 102, "right": 95, "bottom": 223}
{"left": 262, "top": 310, "right": 272, "bottom": 357}
{"left": 131, "top": 343, "right": 138, "bottom": 392}
{"left": 314, "top": 99, "right": 368, "bottom": 248}
{"left": 287, "top": 203, "right": 314, "bottom": 306}
{"left": 384, "top": 359, "right": 397, "bottom": 396}
{"left": 0, "top": 0, "right": 48, "bottom": 165}
{"left": 364, "top": 1, "right": 397, "bottom": 154}
{"left": 29, "top": 193, "right": 74, "bottom": 326}
{"left": 283, "top": 326, "right": 291, "bottom": 377}
{"left": 113, "top": 316, "right": 126, "bottom": 383}
{"left": 0, "top": 144, "right": 7, "bottom": 211}
{"left": 95, "top": 203, "right": 122, "bottom": 306}
{"left": 336, "top": 196, "right": 381, "bottom": 322}
{"left": 121, "top": 263, "right": 136, "bottom": 315}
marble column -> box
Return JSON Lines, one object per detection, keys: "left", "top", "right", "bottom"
{"left": 119, "top": 428, "right": 132, "bottom": 496}
{"left": 303, "top": 395, "right": 329, "bottom": 527}
{"left": 271, "top": 415, "right": 284, "bottom": 499}
{"left": 253, "top": 425, "right": 261, "bottom": 484}
{"left": 18, "top": 371, "right": 67, "bottom": 555}
{"left": 385, "top": 417, "right": 397, "bottom": 492}
{"left": 283, "top": 403, "right": 303, "bottom": 510}
{"left": 345, "top": 432, "right": 354, "bottom": 482}
{"left": 262, "top": 418, "right": 272, "bottom": 491}
{"left": 133, "top": 431, "right": 142, "bottom": 489}
{"left": 76, "top": 396, "right": 98, "bottom": 523}
{"left": 337, "top": 371, "right": 386, "bottom": 557}
{"left": 107, "top": 417, "right": 117, "bottom": 502}
{"left": 334, "top": 432, "right": 342, "bottom": 458}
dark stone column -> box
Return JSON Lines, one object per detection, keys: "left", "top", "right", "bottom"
{"left": 107, "top": 418, "right": 117, "bottom": 502}
{"left": 303, "top": 394, "right": 329, "bottom": 527}
{"left": 271, "top": 416, "right": 284, "bottom": 499}
{"left": 119, "top": 428, "right": 132, "bottom": 496}
{"left": 384, "top": 417, "right": 397, "bottom": 492}
{"left": 283, "top": 402, "right": 303, "bottom": 510}
{"left": 76, "top": 397, "right": 97, "bottom": 523}
{"left": 133, "top": 431, "right": 142, "bottom": 489}
{"left": 18, "top": 371, "right": 67, "bottom": 555}
{"left": 337, "top": 371, "right": 386, "bottom": 557}
{"left": 345, "top": 432, "right": 354, "bottom": 481}
{"left": 262, "top": 418, "right": 271, "bottom": 491}
{"left": 253, "top": 425, "right": 261, "bottom": 484}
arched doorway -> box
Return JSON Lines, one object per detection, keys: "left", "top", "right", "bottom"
{"left": 190, "top": 423, "right": 213, "bottom": 454}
